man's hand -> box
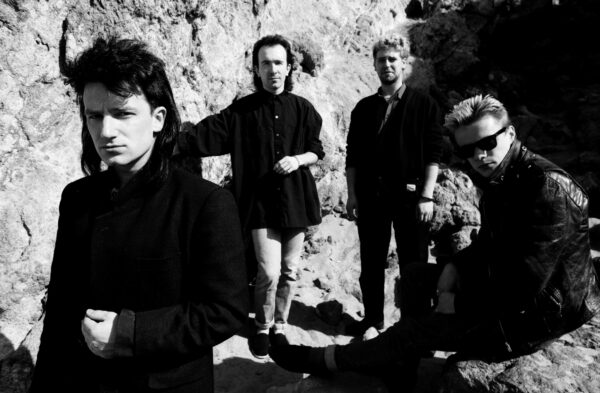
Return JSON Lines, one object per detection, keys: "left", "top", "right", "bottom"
{"left": 435, "top": 292, "right": 456, "bottom": 314}
{"left": 274, "top": 156, "right": 300, "bottom": 175}
{"left": 416, "top": 199, "right": 434, "bottom": 223}
{"left": 81, "top": 309, "right": 118, "bottom": 359}
{"left": 437, "top": 263, "right": 459, "bottom": 293}
{"left": 346, "top": 193, "right": 359, "bottom": 220}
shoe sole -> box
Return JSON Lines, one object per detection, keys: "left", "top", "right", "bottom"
{"left": 249, "top": 349, "right": 269, "bottom": 360}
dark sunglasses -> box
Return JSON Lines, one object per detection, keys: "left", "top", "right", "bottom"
{"left": 454, "top": 126, "right": 509, "bottom": 159}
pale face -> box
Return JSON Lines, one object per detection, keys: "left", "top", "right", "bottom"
{"left": 453, "top": 114, "right": 516, "bottom": 178}
{"left": 255, "top": 44, "right": 291, "bottom": 95}
{"left": 374, "top": 48, "right": 405, "bottom": 86}
{"left": 83, "top": 82, "right": 165, "bottom": 183}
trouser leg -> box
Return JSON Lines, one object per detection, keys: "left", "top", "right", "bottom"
{"left": 392, "top": 198, "right": 430, "bottom": 272}
{"left": 252, "top": 228, "right": 282, "bottom": 329}
{"left": 399, "top": 262, "right": 442, "bottom": 319}
{"left": 334, "top": 313, "right": 475, "bottom": 389}
{"left": 357, "top": 208, "right": 392, "bottom": 325}
{"left": 274, "top": 228, "right": 305, "bottom": 327}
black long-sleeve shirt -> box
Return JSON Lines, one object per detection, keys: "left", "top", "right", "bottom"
{"left": 182, "top": 90, "right": 324, "bottom": 229}
{"left": 346, "top": 86, "right": 444, "bottom": 198}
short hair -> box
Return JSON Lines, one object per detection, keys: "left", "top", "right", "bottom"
{"left": 444, "top": 94, "right": 511, "bottom": 132}
{"left": 63, "top": 36, "right": 181, "bottom": 181}
{"left": 252, "top": 34, "right": 294, "bottom": 92}
{"left": 372, "top": 34, "right": 410, "bottom": 60}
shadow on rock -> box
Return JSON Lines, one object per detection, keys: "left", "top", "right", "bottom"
{"left": 288, "top": 301, "right": 342, "bottom": 336}
{"left": 0, "top": 333, "right": 34, "bottom": 393}
{"left": 214, "top": 356, "right": 303, "bottom": 393}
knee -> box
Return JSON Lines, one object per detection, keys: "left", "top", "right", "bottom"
{"left": 256, "top": 263, "right": 281, "bottom": 286}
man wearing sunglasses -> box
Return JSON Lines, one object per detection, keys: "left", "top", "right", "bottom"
{"left": 269, "top": 94, "right": 600, "bottom": 392}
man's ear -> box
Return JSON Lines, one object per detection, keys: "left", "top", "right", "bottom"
{"left": 254, "top": 66, "right": 260, "bottom": 77}
{"left": 152, "top": 106, "right": 167, "bottom": 133}
{"left": 507, "top": 124, "right": 516, "bottom": 142}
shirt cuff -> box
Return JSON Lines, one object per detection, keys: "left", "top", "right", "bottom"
{"left": 114, "top": 308, "right": 135, "bottom": 357}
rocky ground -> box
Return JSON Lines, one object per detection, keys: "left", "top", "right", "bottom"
{"left": 1, "top": 0, "right": 600, "bottom": 392}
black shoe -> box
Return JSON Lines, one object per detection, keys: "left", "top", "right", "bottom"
{"left": 345, "top": 319, "right": 384, "bottom": 337}
{"left": 270, "top": 330, "right": 289, "bottom": 347}
{"left": 269, "top": 344, "right": 331, "bottom": 376}
{"left": 249, "top": 332, "right": 269, "bottom": 359}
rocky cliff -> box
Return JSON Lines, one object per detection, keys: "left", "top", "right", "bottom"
{"left": 1, "top": 0, "right": 599, "bottom": 392}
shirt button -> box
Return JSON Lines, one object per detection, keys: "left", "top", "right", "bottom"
{"left": 275, "top": 115, "right": 279, "bottom": 119}
{"left": 276, "top": 133, "right": 280, "bottom": 136}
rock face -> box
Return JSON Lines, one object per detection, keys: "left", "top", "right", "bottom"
{"left": 440, "top": 315, "right": 600, "bottom": 393}
{"left": 1, "top": 0, "right": 600, "bottom": 392}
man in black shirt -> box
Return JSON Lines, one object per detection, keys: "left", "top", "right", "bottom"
{"left": 345, "top": 35, "right": 444, "bottom": 336}
{"left": 178, "top": 35, "right": 324, "bottom": 359}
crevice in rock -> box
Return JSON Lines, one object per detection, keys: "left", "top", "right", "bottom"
{"left": 58, "top": 18, "right": 68, "bottom": 76}
{"left": 18, "top": 214, "right": 32, "bottom": 261}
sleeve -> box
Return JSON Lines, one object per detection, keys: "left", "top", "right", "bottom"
{"left": 131, "top": 188, "right": 248, "bottom": 358}
{"left": 29, "top": 186, "right": 90, "bottom": 391}
{"left": 179, "top": 107, "right": 235, "bottom": 157}
{"left": 423, "top": 97, "right": 444, "bottom": 165}
{"left": 345, "top": 104, "right": 361, "bottom": 169}
{"left": 304, "top": 102, "right": 325, "bottom": 159}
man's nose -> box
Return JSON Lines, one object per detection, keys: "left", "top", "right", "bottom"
{"left": 474, "top": 147, "right": 488, "bottom": 160}
{"left": 100, "top": 117, "right": 117, "bottom": 138}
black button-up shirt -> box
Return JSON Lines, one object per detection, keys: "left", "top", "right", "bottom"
{"left": 183, "top": 90, "right": 325, "bottom": 229}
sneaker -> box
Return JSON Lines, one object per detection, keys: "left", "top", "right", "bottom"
{"left": 249, "top": 331, "right": 269, "bottom": 359}
{"left": 344, "top": 319, "right": 384, "bottom": 337}
{"left": 270, "top": 330, "right": 290, "bottom": 347}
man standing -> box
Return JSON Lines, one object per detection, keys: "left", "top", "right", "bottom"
{"left": 178, "top": 35, "right": 324, "bottom": 358}
{"left": 30, "top": 37, "right": 248, "bottom": 393}
{"left": 345, "top": 35, "right": 444, "bottom": 336}
{"left": 270, "top": 94, "right": 600, "bottom": 392}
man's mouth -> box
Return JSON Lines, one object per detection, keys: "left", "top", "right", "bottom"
{"left": 102, "top": 145, "right": 125, "bottom": 151}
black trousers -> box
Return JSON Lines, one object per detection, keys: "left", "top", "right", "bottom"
{"left": 356, "top": 190, "right": 430, "bottom": 324}
{"left": 335, "top": 263, "right": 555, "bottom": 392}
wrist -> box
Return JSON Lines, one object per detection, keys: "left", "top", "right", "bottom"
{"left": 293, "top": 155, "right": 302, "bottom": 168}
{"left": 419, "top": 195, "right": 434, "bottom": 203}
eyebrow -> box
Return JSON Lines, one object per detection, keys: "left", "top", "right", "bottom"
{"left": 84, "top": 103, "right": 137, "bottom": 115}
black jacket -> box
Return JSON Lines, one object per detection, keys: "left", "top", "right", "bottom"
{"left": 346, "top": 86, "right": 444, "bottom": 198}
{"left": 455, "top": 141, "right": 600, "bottom": 353}
{"left": 30, "top": 167, "right": 248, "bottom": 392}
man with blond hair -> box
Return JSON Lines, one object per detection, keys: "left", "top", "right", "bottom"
{"left": 344, "top": 34, "right": 444, "bottom": 336}
{"left": 270, "top": 94, "right": 600, "bottom": 392}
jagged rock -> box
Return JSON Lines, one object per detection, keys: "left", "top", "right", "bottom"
{"left": 2, "top": 1, "right": 600, "bottom": 392}
{"left": 440, "top": 316, "right": 600, "bottom": 393}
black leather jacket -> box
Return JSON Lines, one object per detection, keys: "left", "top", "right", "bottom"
{"left": 455, "top": 140, "right": 600, "bottom": 354}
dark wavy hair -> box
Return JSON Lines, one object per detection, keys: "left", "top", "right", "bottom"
{"left": 63, "top": 36, "right": 180, "bottom": 181}
{"left": 252, "top": 34, "right": 294, "bottom": 92}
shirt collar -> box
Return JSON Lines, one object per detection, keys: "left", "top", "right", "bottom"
{"left": 377, "top": 84, "right": 406, "bottom": 102}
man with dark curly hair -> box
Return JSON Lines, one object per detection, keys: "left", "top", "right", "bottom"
{"left": 29, "top": 37, "right": 248, "bottom": 393}
{"left": 177, "top": 34, "right": 324, "bottom": 359}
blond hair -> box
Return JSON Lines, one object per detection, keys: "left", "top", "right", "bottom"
{"left": 372, "top": 34, "right": 410, "bottom": 60}
{"left": 444, "top": 95, "right": 510, "bottom": 131}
